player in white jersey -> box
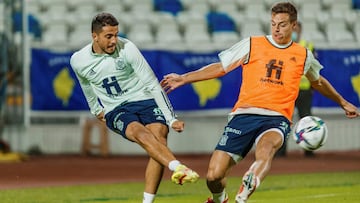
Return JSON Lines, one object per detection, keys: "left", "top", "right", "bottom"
{"left": 70, "top": 13, "right": 199, "bottom": 203}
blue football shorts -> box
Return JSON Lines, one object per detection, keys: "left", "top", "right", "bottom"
{"left": 215, "top": 114, "right": 291, "bottom": 162}
{"left": 104, "top": 99, "right": 168, "bottom": 140}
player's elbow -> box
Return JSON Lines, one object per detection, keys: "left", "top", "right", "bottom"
{"left": 310, "top": 76, "right": 324, "bottom": 89}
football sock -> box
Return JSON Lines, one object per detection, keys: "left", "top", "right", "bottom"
{"left": 143, "top": 192, "right": 155, "bottom": 203}
{"left": 256, "top": 176, "right": 261, "bottom": 187}
{"left": 212, "top": 190, "right": 227, "bottom": 203}
{"left": 168, "top": 160, "right": 181, "bottom": 171}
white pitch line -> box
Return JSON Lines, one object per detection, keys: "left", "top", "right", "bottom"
{"left": 250, "top": 192, "right": 351, "bottom": 202}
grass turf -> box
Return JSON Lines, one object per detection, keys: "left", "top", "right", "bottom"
{"left": 1, "top": 171, "right": 359, "bottom": 203}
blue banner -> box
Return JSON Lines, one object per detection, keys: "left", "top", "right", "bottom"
{"left": 31, "top": 49, "right": 88, "bottom": 110}
{"left": 30, "top": 49, "right": 360, "bottom": 111}
{"left": 314, "top": 50, "right": 360, "bottom": 107}
{"left": 143, "top": 50, "right": 242, "bottom": 110}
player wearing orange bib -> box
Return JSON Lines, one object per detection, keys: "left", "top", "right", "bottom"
{"left": 232, "top": 36, "right": 307, "bottom": 121}
{"left": 161, "top": 2, "right": 359, "bottom": 203}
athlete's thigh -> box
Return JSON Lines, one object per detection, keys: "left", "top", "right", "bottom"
{"left": 125, "top": 121, "right": 153, "bottom": 142}
{"left": 105, "top": 103, "right": 141, "bottom": 140}
{"left": 255, "top": 130, "right": 284, "bottom": 157}
{"left": 138, "top": 99, "right": 169, "bottom": 143}
{"left": 255, "top": 116, "right": 291, "bottom": 149}
{"left": 146, "top": 123, "right": 169, "bottom": 145}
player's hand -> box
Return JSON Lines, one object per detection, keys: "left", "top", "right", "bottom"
{"left": 96, "top": 111, "right": 106, "bottom": 122}
{"left": 342, "top": 101, "right": 360, "bottom": 118}
{"left": 160, "top": 73, "right": 185, "bottom": 94}
{"left": 171, "top": 120, "right": 184, "bottom": 133}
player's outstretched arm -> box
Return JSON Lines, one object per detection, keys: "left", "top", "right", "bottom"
{"left": 161, "top": 73, "right": 185, "bottom": 94}
{"left": 161, "top": 62, "right": 225, "bottom": 94}
{"left": 341, "top": 102, "right": 360, "bottom": 118}
{"left": 310, "top": 76, "right": 360, "bottom": 118}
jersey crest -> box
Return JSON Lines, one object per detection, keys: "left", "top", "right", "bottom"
{"left": 115, "top": 57, "right": 126, "bottom": 70}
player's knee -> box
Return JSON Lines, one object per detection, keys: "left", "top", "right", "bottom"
{"left": 206, "top": 169, "right": 224, "bottom": 183}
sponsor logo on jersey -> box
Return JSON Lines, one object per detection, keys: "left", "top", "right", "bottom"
{"left": 260, "top": 59, "right": 284, "bottom": 86}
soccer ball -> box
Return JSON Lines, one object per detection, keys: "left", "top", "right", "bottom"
{"left": 292, "top": 116, "right": 328, "bottom": 151}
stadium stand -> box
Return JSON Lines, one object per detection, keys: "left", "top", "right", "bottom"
{"left": 212, "top": 31, "right": 240, "bottom": 50}
{"left": 154, "top": 0, "right": 183, "bottom": 16}
{"left": 206, "top": 11, "right": 236, "bottom": 33}
{"left": 126, "top": 22, "right": 156, "bottom": 49}
{"left": 355, "top": 0, "right": 360, "bottom": 9}
{"left": 24, "top": 0, "right": 360, "bottom": 51}
{"left": 354, "top": 21, "right": 360, "bottom": 43}
{"left": 215, "top": 3, "right": 239, "bottom": 14}
{"left": 325, "top": 19, "right": 356, "bottom": 47}
{"left": 323, "top": 0, "right": 353, "bottom": 10}
{"left": 41, "top": 23, "right": 68, "bottom": 49}
{"left": 68, "top": 23, "right": 93, "bottom": 50}
{"left": 240, "top": 19, "right": 266, "bottom": 38}
{"left": 300, "top": 21, "right": 327, "bottom": 46}
{"left": 243, "top": 3, "right": 267, "bottom": 22}
{"left": 155, "top": 21, "right": 185, "bottom": 50}
{"left": 183, "top": 21, "right": 212, "bottom": 49}
{"left": 181, "top": 0, "right": 209, "bottom": 10}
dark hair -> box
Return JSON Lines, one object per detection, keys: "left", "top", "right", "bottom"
{"left": 271, "top": 2, "right": 298, "bottom": 22}
{"left": 91, "top": 12, "right": 119, "bottom": 33}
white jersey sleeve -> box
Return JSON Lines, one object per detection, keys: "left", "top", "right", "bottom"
{"left": 70, "top": 44, "right": 104, "bottom": 116}
{"left": 304, "top": 49, "right": 323, "bottom": 81}
{"left": 218, "top": 37, "right": 250, "bottom": 72}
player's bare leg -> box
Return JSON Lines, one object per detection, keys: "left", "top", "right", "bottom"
{"left": 205, "top": 150, "right": 235, "bottom": 203}
{"left": 126, "top": 122, "right": 177, "bottom": 166}
{"left": 143, "top": 157, "right": 164, "bottom": 203}
{"left": 236, "top": 131, "right": 283, "bottom": 203}
{"left": 144, "top": 123, "right": 168, "bottom": 195}
{"left": 251, "top": 131, "right": 283, "bottom": 179}
{"left": 126, "top": 122, "right": 198, "bottom": 188}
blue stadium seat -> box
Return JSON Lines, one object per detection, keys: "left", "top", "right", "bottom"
{"left": 206, "top": 11, "right": 236, "bottom": 33}
{"left": 12, "top": 12, "right": 42, "bottom": 39}
{"left": 154, "top": 0, "right": 183, "bottom": 16}
{"left": 354, "top": 0, "right": 360, "bottom": 9}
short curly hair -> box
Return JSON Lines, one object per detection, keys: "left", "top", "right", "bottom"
{"left": 91, "top": 12, "right": 119, "bottom": 33}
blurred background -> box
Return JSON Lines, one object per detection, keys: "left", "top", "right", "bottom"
{"left": 0, "top": 0, "right": 359, "bottom": 156}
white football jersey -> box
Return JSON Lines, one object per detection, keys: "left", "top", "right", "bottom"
{"left": 70, "top": 37, "right": 177, "bottom": 125}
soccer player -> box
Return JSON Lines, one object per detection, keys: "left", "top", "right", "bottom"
{"left": 70, "top": 13, "right": 199, "bottom": 203}
{"left": 161, "top": 2, "right": 359, "bottom": 203}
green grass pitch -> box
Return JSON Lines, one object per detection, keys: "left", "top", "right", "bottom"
{"left": 1, "top": 171, "right": 359, "bottom": 203}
